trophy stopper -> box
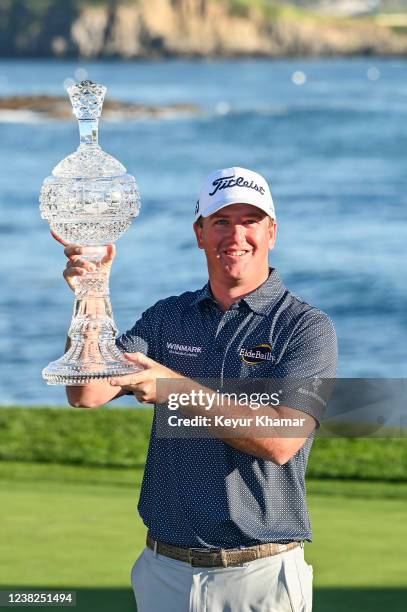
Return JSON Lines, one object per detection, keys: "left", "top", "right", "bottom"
{"left": 67, "top": 80, "right": 107, "bottom": 120}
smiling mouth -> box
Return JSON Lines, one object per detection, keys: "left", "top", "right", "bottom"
{"left": 222, "top": 250, "right": 251, "bottom": 257}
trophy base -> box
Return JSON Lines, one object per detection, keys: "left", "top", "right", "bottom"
{"left": 42, "top": 354, "right": 141, "bottom": 386}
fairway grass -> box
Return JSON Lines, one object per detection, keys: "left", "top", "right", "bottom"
{"left": 0, "top": 462, "right": 406, "bottom": 611}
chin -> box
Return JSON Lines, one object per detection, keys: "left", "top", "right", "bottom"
{"left": 222, "top": 263, "right": 250, "bottom": 281}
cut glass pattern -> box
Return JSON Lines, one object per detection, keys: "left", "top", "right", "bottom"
{"left": 39, "top": 80, "right": 141, "bottom": 384}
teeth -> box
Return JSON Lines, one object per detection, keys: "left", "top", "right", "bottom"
{"left": 224, "top": 251, "right": 248, "bottom": 256}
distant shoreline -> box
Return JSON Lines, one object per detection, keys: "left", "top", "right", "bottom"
{"left": 0, "top": 95, "right": 200, "bottom": 120}
{"left": 1, "top": 0, "right": 407, "bottom": 59}
{"left": 1, "top": 51, "right": 407, "bottom": 60}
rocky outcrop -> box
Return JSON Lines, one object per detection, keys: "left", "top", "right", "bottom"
{"left": 0, "top": 95, "right": 199, "bottom": 120}
{"left": 263, "top": 15, "right": 407, "bottom": 56}
{"left": 68, "top": 1, "right": 273, "bottom": 58}
{"left": 1, "top": 0, "right": 407, "bottom": 58}
{"left": 68, "top": 0, "right": 407, "bottom": 57}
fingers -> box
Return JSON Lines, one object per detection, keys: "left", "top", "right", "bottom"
{"left": 66, "top": 256, "right": 97, "bottom": 273}
{"left": 63, "top": 258, "right": 96, "bottom": 285}
{"left": 63, "top": 266, "right": 85, "bottom": 281}
{"left": 110, "top": 370, "right": 150, "bottom": 387}
{"left": 50, "top": 230, "right": 69, "bottom": 246}
{"left": 110, "top": 375, "right": 155, "bottom": 404}
{"left": 63, "top": 266, "right": 87, "bottom": 283}
{"left": 123, "top": 352, "right": 155, "bottom": 368}
{"left": 51, "top": 230, "right": 82, "bottom": 255}
{"left": 102, "top": 244, "right": 116, "bottom": 265}
{"left": 51, "top": 231, "right": 115, "bottom": 265}
{"left": 62, "top": 257, "right": 98, "bottom": 290}
{"left": 52, "top": 231, "right": 115, "bottom": 268}
{"left": 63, "top": 244, "right": 84, "bottom": 258}
{"left": 63, "top": 244, "right": 115, "bottom": 275}
{"left": 62, "top": 266, "right": 84, "bottom": 289}
{"left": 51, "top": 230, "right": 115, "bottom": 291}
{"left": 132, "top": 388, "right": 154, "bottom": 403}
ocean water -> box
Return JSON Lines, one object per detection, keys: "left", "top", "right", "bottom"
{"left": 0, "top": 58, "right": 406, "bottom": 406}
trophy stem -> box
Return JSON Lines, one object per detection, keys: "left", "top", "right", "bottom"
{"left": 42, "top": 247, "right": 140, "bottom": 385}
{"left": 78, "top": 118, "right": 99, "bottom": 146}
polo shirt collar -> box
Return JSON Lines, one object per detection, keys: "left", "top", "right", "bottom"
{"left": 191, "top": 269, "right": 286, "bottom": 316}
{"left": 241, "top": 269, "right": 286, "bottom": 315}
{"left": 190, "top": 283, "right": 214, "bottom": 307}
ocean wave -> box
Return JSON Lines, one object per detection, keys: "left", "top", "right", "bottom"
{"left": 0, "top": 110, "right": 46, "bottom": 124}
{"left": 210, "top": 101, "right": 407, "bottom": 119}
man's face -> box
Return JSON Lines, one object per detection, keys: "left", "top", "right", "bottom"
{"left": 193, "top": 203, "right": 277, "bottom": 286}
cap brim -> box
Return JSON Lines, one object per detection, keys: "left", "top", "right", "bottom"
{"left": 198, "top": 198, "right": 275, "bottom": 220}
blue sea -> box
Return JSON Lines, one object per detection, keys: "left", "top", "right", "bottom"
{"left": 0, "top": 58, "right": 406, "bottom": 406}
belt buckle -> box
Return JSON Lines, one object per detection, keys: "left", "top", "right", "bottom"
{"left": 188, "top": 547, "right": 220, "bottom": 568}
{"left": 188, "top": 547, "right": 207, "bottom": 567}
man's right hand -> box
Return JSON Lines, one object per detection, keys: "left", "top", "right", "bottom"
{"left": 51, "top": 230, "right": 116, "bottom": 291}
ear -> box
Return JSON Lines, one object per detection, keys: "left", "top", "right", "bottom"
{"left": 193, "top": 221, "right": 205, "bottom": 250}
{"left": 268, "top": 220, "right": 277, "bottom": 251}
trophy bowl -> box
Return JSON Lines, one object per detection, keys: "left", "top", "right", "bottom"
{"left": 40, "top": 80, "right": 141, "bottom": 385}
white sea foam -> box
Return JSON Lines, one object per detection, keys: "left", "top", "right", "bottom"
{"left": 0, "top": 110, "right": 46, "bottom": 123}
{"left": 0, "top": 108, "right": 198, "bottom": 124}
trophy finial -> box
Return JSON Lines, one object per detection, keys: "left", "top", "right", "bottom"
{"left": 67, "top": 80, "right": 107, "bottom": 120}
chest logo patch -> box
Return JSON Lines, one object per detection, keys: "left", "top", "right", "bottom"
{"left": 239, "top": 343, "right": 274, "bottom": 365}
{"left": 166, "top": 342, "right": 202, "bottom": 358}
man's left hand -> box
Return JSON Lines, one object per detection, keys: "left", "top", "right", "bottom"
{"left": 110, "top": 352, "right": 181, "bottom": 404}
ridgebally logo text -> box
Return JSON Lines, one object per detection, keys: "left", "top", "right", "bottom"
{"left": 239, "top": 343, "right": 274, "bottom": 365}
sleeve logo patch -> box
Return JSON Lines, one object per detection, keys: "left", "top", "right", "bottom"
{"left": 239, "top": 343, "right": 274, "bottom": 365}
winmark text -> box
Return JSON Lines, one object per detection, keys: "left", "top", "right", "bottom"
{"left": 167, "top": 343, "right": 202, "bottom": 353}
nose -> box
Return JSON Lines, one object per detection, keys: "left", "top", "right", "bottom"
{"left": 228, "top": 223, "right": 246, "bottom": 244}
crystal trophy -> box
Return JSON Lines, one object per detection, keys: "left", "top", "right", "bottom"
{"left": 40, "top": 80, "right": 141, "bottom": 385}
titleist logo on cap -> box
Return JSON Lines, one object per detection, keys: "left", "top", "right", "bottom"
{"left": 208, "top": 174, "right": 266, "bottom": 197}
{"left": 195, "top": 166, "right": 276, "bottom": 220}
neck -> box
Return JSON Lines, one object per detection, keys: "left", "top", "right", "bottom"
{"left": 209, "top": 268, "right": 271, "bottom": 311}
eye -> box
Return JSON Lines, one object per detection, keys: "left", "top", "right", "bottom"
{"left": 214, "top": 218, "right": 229, "bottom": 225}
{"left": 244, "top": 218, "right": 258, "bottom": 225}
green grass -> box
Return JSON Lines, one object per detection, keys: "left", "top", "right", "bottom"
{"left": 225, "top": 0, "right": 312, "bottom": 20}
{"left": 0, "top": 404, "right": 405, "bottom": 610}
{"left": 1, "top": 406, "right": 405, "bottom": 480}
{"left": 0, "top": 462, "right": 406, "bottom": 611}
{"left": 223, "top": 0, "right": 359, "bottom": 26}
{"left": 0, "top": 405, "right": 153, "bottom": 468}
{"left": 0, "top": 463, "right": 145, "bottom": 587}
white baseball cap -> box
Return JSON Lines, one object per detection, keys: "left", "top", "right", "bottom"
{"left": 194, "top": 167, "right": 275, "bottom": 221}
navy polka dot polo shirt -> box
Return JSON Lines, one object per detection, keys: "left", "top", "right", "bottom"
{"left": 116, "top": 269, "right": 337, "bottom": 548}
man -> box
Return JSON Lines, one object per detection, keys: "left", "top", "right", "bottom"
{"left": 61, "top": 167, "right": 337, "bottom": 611}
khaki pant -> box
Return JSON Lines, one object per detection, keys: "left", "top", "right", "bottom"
{"left": 131, "top": 545, "right": 313, "bottom": 612}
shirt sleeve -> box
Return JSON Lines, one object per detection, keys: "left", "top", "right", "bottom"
{"left": 273, "top": 310, "right": 338, "bottom": 425}
{"left": 276, "top": 310, "right": 338, "bottom": 378}
{"left": 115, "top": 304, "right": 158, "bottom": 359}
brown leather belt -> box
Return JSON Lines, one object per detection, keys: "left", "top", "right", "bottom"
{"left": 146, "top": 532, "right": 300, "bottom": 568}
